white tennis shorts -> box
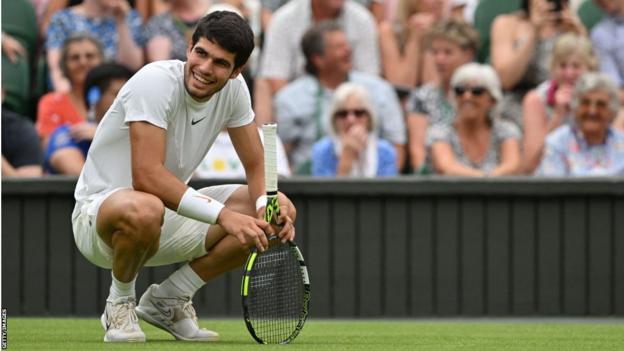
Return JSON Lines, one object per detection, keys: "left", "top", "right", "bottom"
{"left": 72, "top": 184, "right": 241, "bottom": 269}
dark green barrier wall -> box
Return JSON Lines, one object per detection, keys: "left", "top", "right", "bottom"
{"left": 2, "top": 177, "right": 624, "bottom": 317}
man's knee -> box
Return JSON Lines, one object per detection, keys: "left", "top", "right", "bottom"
{"left": 116, "top": 194, "right": 164, "bottom": 247}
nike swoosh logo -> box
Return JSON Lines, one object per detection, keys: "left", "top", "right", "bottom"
{"left": 154, "top": 302, "right": 174, "bottom": 320}
{"left": 191, "top": 116, "right": 207, "bottom": 125}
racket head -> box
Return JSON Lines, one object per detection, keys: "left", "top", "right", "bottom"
{"left": 241, "top": 239, "right": 311, "bottom": 344}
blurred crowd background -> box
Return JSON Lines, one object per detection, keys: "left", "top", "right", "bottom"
{"left": 2, "top": 0, "right": 624, "bottom": 179}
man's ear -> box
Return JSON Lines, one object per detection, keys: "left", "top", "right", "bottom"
{"left": 186, "top": 40, "right": 194, "bottom": 59}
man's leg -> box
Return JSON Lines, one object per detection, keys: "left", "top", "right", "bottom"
{"left": 95, "top": 189, "right": 165, "bottom": 342}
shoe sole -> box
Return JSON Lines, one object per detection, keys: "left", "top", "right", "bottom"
{"left": 100, "top": 313, "right": 146, "bottom": 342}
{"left": 135, "top": 306, "right": 218, "bottom": 342}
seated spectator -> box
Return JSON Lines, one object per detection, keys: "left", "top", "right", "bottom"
{"left": 43, "top": 62, "right": 133, "bottom": 175}
{"left": 144, "top": 0, "right": 211, "bottom": 62}
{"left": 274, "top": 22, "right": 406, "bottom": 174}
{"left": 429, "top": 63, "right": 522, "bottom": 176}
{"left": 405, "top": 18, "right": 478, "bottom": 174}
{"left": 522, "top": 34, "right": 597, "bottom": 174}
{"left": 2, "top": 90, "right": 43, "bottom": 177}
{"left": 253, "top": 0, "right": 380, "bottom": 123}
{"left": 490, "top": 0, "right": 586, "bottom": 129}
{"left": 45, "top": 0, "right": 144, "bottom": 92}
{"left": 195, "top": 127, "right": 291, "bottom": 178}
{"left": 591, "top": 0, "right": 624, "bottom": 131}
{"left": 378, "top": 0, "right": 449, "bottom": 89}
{"left": 37, "top": 35, "right": 103, "bottom": 172}
{"left": 536, "top": 72, "right": 624, "bottom": 176}
{"left": 312, "top": 83, "right": 397, "bottom": 177}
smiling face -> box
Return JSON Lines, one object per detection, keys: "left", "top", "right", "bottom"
{"left": 316, "top": 30, "right": 353, "bottom": 76}
{"left": 184, "top": 37, "right": 242, "bottom": 102}
{"left": 453, "top": 82, "right": 496, "bottom": 122}
{"left": 575, "top": 90, "right": 614, "bottom": 142}
{"left": 64, "top": 39, "right": 103, "bottom": 85}
{"left": 552, "top": 53, "right": 589, "bottom": 86}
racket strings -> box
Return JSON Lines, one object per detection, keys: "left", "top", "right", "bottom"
{"left": 247, "top": 245, "right": 304, "bottom": 343}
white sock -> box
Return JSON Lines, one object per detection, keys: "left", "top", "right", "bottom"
{"left": 155, "top": 264, "right": 205, "bottom": 298}
{"left": 108, "top": 272, "right": 136, "bottom": 300}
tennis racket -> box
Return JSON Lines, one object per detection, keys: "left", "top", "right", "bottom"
{"left": 241, "top": 123, "right": 311, "bottom": 344}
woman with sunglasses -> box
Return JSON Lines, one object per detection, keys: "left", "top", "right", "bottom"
{"left": 428, "top": 63, "right": 521, "bottom": 176}
{"left": 311, "top": 83, "right": 397, "bottom": 177}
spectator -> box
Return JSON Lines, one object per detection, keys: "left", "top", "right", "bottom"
{"left": 429, "top": 63, "right": 522, "bottom": 176}
{"left": 37, "top": 35, "right": 103, "bottom": 156}
{"left": 490, "top": 0, "right": 586, "bottom": 129}
{"left": 45, "top": 0, "right": 144, "bottom": 92}
{"left": 536, "top": 72, "right": 624, "bottom": 176}
{"left": 312, "top": 83, "right": 397, "bottom": 177}
{"left": 522, "top": 33, "right": 597, "bottom": 173}
{"left": 591, "top": 0, "right": 624, "bottom": 131}
{"left": 405, "top": 18, "right": 478, "bottom": 174}
{"left": 378, "top": 0, "right": 449, "bottom": 89}
{"left": 253, "top": 0, "right": 380, "bottom": 124}
{"left": 195, "top": 127, "right": 291, "bottom": 178}
{"left": 144, "top": 0, "right": 211, "bottom": 62}
{"left": 274, "top": 22, "right": 406, "bottom": 174}
{"left": 2, "top": 91, "right": 43, "bottom": 177}
{"left": 43, "top": 62, "right": 133, "bottom": 175}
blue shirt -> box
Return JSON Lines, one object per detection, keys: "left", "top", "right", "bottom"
{"left": 591, "top": 15, "right": 624, "bottom": 87}
{"left": 311, "top": 137, "right": 397, "bottom": 177}
{"left": 46, "top": 8, "right": 145, "bottom": 61}
{"left": 536, "top": 124, "right": 624, "bottom": 176}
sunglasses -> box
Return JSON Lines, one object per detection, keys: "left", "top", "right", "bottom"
{"left": 334, "top": 108, "right": 368, "bottom": 119}
{"left": 453, "top": 85, "right": 487, "bottom": 97}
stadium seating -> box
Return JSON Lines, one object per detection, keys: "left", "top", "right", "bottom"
{"left": 577, "top": 0, "right": 606, "bottom": 33}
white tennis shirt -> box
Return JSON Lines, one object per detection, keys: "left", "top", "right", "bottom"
{"left": 74, "top": 60, "right": 254, "bottom": 207}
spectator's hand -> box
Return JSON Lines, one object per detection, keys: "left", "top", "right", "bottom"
{"left": 54, "top": 78, "right": 71, "bottom": 94}
{"left": 528, "top": 0, "right": 558, "bottom": 29}
{"left": 341, "top": 124, "right": 368, "bottom": 157}
{"left": 549, "top": 83, "right": 573, "bottom": 131}
{"left": 111, "top": 0, "right": 131, "bottom": 23}
{"left": 407, "top": 13, "right": 436, "bottom": 38}
{"left": 69, "top": 122, "right": 97, "bottom": 142}
{"left": 1, "top": 33, "right": 27, "bottom": 63}
{"left": 556, "top": 5, "right": 587, "bottom": 35}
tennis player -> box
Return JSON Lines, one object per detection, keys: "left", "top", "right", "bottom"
{"left": 71, "top": 11, "right": 296, "bottom": 343}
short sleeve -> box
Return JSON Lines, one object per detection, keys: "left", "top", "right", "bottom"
{"left": 45, "top": 10, "right": 70, "bottom": 50}
{"left": 426, "top": 123, "right": 452, "bottom": 146}
{"left": 258, "top": 12, "right": 294, "bottom": 79}
{"left": 494, "top": 119, "right": 522, "bottom": 141}
{"left": 128, "top": 10, "right": 146, "bottom": 46}
{"left": 225, "top": 76, "right": 255, "bottom": 128}
{"left": 118, "top": 64, "right": 176, "bottom": 129}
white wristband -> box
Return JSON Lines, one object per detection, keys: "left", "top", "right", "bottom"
{"left": 177, "top": 188, "right": 225, "bottom": 224}
{"left": 255, "top": 195, "right": 268, "bottom": 212}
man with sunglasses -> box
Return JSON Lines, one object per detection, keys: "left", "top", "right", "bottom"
{"left": 274, "top": 21, "right": 406, "bottom": 175}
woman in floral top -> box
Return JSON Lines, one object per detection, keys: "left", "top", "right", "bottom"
{"left": 428, "top": 63, "right": 522, "bottom": 176}
{"left": 536, "top": 73, "right": 624, "bottom": 176}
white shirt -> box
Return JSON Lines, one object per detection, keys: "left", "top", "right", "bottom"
{"left": 74, "top": 60, "right": 254, "bottom": 207}
{"left": 194, "top": 129, "right": 291, "bottom": 178}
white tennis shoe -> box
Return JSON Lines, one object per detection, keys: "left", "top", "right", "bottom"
{"left": 100, "top": 296, "right": 146, "bottom": 342}
{"left": 135, "top": 284, "right": 219, "bottom": 341}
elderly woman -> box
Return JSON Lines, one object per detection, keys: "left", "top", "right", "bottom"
{"left": 521, "top": 34, "right": 597, "bottom": 173}
{"left": 536, "top": 73, "right": 624, "bottom": 176}
{"left": 429, "top": 63, "right": 522, "bottom": 176}
{"left": 311, "top": 83, "right": 397, "bottom": 177}
{"left": 405, "top": 18, "right": 479, "bottom": 174}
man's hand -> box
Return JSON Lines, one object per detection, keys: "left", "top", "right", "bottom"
{"left": 218, "top": 207, "right": 270, "bottom": 252}
{"left": 256, "top": 192, "right": 297, "bottom": 244}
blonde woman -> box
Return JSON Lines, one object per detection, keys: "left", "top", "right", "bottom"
{"left": 311, "top": 83, "right": 397, "bottom": 177}
{"left": 521, "top": 33, "right": 597, "bottom": 173}
{"left": 378, "top": 0, "right": 450, "bottom": 89}
{"left": 429, "top": 63, "right": 521, "bottom": 176}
